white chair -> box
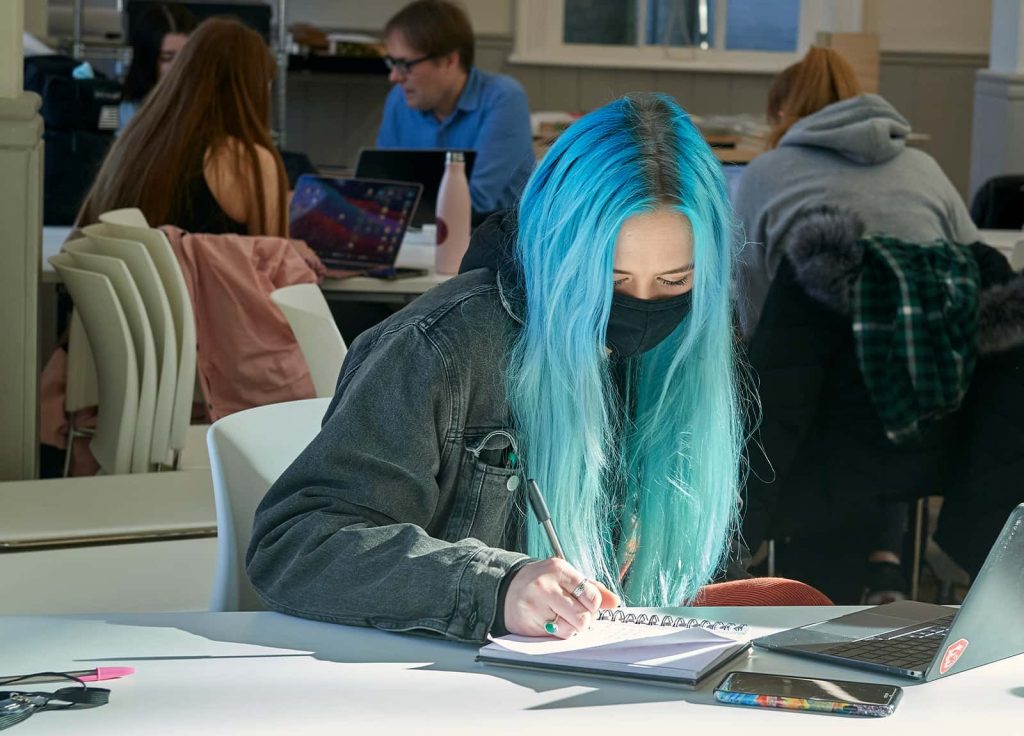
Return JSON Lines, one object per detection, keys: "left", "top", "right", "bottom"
{"left": 269, "top": 284, "right": 348, "bottom": 398}
{"left": 207, "top": 397, "right": 332, "bottom": 611}
{"left": 63, "top": 310, "right": 99, "bottom": 476}
{"left": 98, "top": 207, "right": 150, "bottom": 228}
{"left": 89, "top": 220, "right": 200, "bottom": 468}
{"left": 1010, "top": 240, "right": 1024, "bottom": 271}
{"left": 50, "top": 253, "right": 139, "bottom": 475}
{"left": 63, "top": 243, "right": 158, "bottom": 473}
{"left": 79, "top": 226, "right": 179, "bottom": 469}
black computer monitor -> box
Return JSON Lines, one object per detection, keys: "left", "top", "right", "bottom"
{"left": 355, "top": 148, "right": 478, "bottom": 229}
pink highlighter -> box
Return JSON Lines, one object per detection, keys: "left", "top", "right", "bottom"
{"left": 0, "top": 667, "right": 135, "bottom": 685}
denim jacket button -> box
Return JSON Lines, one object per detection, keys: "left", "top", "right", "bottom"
{"left": 506, "top": 476, "right": 520, "bottom": 492}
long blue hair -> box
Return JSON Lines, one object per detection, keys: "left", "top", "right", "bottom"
{"left": 508, "top": 93, "right": 741, "bottom": 606}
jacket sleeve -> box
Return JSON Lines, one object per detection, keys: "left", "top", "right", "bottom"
{"left": 245, "top": 322, "right": 529, "bottom": 642}
{"left": 741, "top": 258, "right": 844, "bottom": 551}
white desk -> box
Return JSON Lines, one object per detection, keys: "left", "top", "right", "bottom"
{"left": 319, "top": 232, "right": 453, "bottom": 303}
{"left": 2, "top": 607, "right": 1021, "bottom": 734}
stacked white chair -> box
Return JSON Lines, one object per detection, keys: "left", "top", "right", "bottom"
{"left": 89, "top": 220, "right": 202, "bottom": 468}
{"left": 62, "top": 241, "right": 159, "bottom": 473}
{"left": 79, "top": 226, "right": 179, "bottom": 469}
{"left": 49, "top": 253, "right": 139, "bottom": 475}
{"left": 269, "top": 284, "right": 348, "bottom": 398}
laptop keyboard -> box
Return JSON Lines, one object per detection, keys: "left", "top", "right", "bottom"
{"left": 820, "top": 614, "right": 956, "bottom": 672}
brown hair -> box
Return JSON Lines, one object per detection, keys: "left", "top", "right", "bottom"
{"left": 79, "top": 17, "right": 287, "bottom": 236}
{"left": 766, "top": 46, "right": 862, "bottom": 148}
{"left": 384, "top": 0, "right": 474, "bottom": 72}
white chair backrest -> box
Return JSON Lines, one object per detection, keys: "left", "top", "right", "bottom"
{"left": 207, "top": 397, "right": 332, "bottom": 611}
{"left": 64, "top": 244, "right": 158, "bottom": 473}
{"left": 88, "top": 221, "right": 196, "bottom": 458}
{"left": 50, "top": 253, "right": 139, "bottom": 475}
{"left": 78, "top": 227, "right": 178, "bottom": 467}
{"left": 269, "top": 284, "right": 348, "bottom": 398}
{"left": 1011, "top": 240, "right": 1024, "bottom": 271}
{"left": 98, "top": 208, "right": 150, "bottom": 228}
{"left": 65, "top": 309, "right": 98, "bottom": 413}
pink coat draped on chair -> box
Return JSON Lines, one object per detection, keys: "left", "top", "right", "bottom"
{"left": 162, "top": 227, "right": 321, "bottom": 421}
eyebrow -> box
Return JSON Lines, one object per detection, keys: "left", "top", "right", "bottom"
{"left": 613, "top": 264, "right": 695, "bottom": 277}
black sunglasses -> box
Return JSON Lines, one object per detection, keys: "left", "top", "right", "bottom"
{"left": 383, "top": 54, "right": 436, "bottom": 75}
{"left": 0, "top": 673, "right": 109, "bottom": 731}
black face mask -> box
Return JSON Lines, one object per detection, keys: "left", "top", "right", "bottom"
{"left": 606, "top": 291, "right": 693, "bottom": 360}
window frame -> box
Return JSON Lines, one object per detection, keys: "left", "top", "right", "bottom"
{"left": 512, "top": 0, "right": 864, "bottom": 74}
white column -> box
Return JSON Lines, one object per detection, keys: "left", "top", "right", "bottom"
{"left": 969, "top": 0, "right": 1024, "bottom": 198}
{"left": 0, "top": 0, "right": 43, "bottom": 479}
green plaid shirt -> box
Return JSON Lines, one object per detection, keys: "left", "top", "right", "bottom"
{"left": 852, "top": 236, "right": 979, "bottom": 443}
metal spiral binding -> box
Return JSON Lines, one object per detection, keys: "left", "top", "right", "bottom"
{"left": 597, "top": 609, "right": 748, "bottom": 633}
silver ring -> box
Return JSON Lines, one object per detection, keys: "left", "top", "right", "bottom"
{"left": 544, "top": 618, "right": 559, "bottom": 635}
{"left": 570, "top": 579, "right": 589, "bottom": 599}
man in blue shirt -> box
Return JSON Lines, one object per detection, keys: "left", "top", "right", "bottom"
{"left": 377, "top": 0, "right": 535, "bottom": 214}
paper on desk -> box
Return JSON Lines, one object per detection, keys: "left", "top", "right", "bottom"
{"left": 487, "top": 621, "right": 742, "bottom": 669}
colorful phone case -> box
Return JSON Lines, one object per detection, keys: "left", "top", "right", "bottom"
{"left": 714, "top": 689, "right": 896, "bottom": 717}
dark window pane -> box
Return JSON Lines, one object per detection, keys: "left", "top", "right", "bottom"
{"left": 645, "top": 0, "right": 714, "bottom": 48}
{"left": 725, "top": 0, "right": 800, "bottom": 51}
{"left": 564, "top": 0, "right": 638, "bottom": 45}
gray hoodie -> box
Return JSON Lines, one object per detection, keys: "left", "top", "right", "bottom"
{"left": 733, "top": 94, "right": 979, "bottom": 337}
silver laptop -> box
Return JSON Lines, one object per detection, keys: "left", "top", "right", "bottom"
{"left": 752, "top": 503, "right": 1024, "bottom": 681}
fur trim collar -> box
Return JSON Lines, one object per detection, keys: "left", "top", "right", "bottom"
{"left": 782, "top": 205, "right": 1024, "bottom": 354}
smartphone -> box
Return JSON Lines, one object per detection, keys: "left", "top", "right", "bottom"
{"left": 714, "top": 671, "right": 902, "bottom": 717}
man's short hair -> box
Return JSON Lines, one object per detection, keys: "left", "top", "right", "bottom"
{"left": 385, "top": 0, "right": 475, "bottom": 72}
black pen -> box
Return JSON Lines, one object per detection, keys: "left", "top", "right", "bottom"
{"left": 526, "top": 478, "right": 566, "bottom": 559}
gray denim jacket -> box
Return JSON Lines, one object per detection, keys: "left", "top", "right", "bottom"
{"left": 246, "top": 269, "right": 534, "bottom": 643}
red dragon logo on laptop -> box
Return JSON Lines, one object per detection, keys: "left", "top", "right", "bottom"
{"left": 940, "top": 638, "right": 969, "bottom": 674}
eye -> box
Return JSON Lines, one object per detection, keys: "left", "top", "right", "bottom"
{"left": 657, "top": 274, "right": 691, "bottom": 287}
{"left": 613, "top": 277, "right": 628, "bottom": 287}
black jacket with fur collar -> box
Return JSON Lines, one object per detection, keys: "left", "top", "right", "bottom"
{"left": 742, "top": 207, "right": 1024, "bottom": 578}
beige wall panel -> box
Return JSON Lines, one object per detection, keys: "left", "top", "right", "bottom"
{"left": 863, "top": 0, "right": 991, "bottom": 54}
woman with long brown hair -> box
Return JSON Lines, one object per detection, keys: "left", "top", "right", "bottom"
{"left": 79, "top": 17, "right": 287, "bottom": 236}
{"left": 733, "top": 46, "right": 976, "bottom": 337}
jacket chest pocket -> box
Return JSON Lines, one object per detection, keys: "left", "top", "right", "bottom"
{"left": 441, "top": 429, "right": 524, "bottom": 548}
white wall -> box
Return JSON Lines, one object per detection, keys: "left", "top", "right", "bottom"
{"left": 285, "top": 0, "right": 512, "bottom": 35}
{"left": 863, "top": 0, "right": 992, "bottom": 54}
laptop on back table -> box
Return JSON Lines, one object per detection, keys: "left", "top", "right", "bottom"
{"left": 289, "top": 175, "right": 423, "bottom": 279}
{"left": 752, "top": 503, "right": 1024, "bottom": 681}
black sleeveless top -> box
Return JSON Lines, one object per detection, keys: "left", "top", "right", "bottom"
{"left": 171, "top": 171, "right": 248, "bottom": 235}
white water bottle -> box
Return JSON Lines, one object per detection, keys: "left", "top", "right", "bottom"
{"left": 435, "top": 151, "right": 471, "bottom": 274}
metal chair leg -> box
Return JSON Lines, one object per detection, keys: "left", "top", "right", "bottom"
{"left": 911, "top": 497, "right": 926, "bottom": 601}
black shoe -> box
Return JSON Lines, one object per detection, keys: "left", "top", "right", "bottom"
{"left": 862, "top": 561, "right": 908, "bottom": 605}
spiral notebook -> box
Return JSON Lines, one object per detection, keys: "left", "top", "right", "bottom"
{"left": 478, "top": 609, "right": 751, "bottom": 688}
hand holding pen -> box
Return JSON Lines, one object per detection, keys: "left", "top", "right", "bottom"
{"left": 501, "top": 479, "right": 619, "bottom": 639}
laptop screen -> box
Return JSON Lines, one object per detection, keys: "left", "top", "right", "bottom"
{"left": 290, "top": 176, "right": 422, "bottom": 270}
{"left": 355, "top": 148, "right": 478, "bottom": 229}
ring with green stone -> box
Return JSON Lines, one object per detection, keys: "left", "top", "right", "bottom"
{"left": 544, "top": 619, "right": 558, "bottom": 635}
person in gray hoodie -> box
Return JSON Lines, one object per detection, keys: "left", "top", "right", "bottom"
{"left": 733, "top": 48, "right": 978, "bottom": 340}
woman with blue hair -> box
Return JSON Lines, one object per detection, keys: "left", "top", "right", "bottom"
{"left": 247, "top": 92, "right": 751, "bottom": 642}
